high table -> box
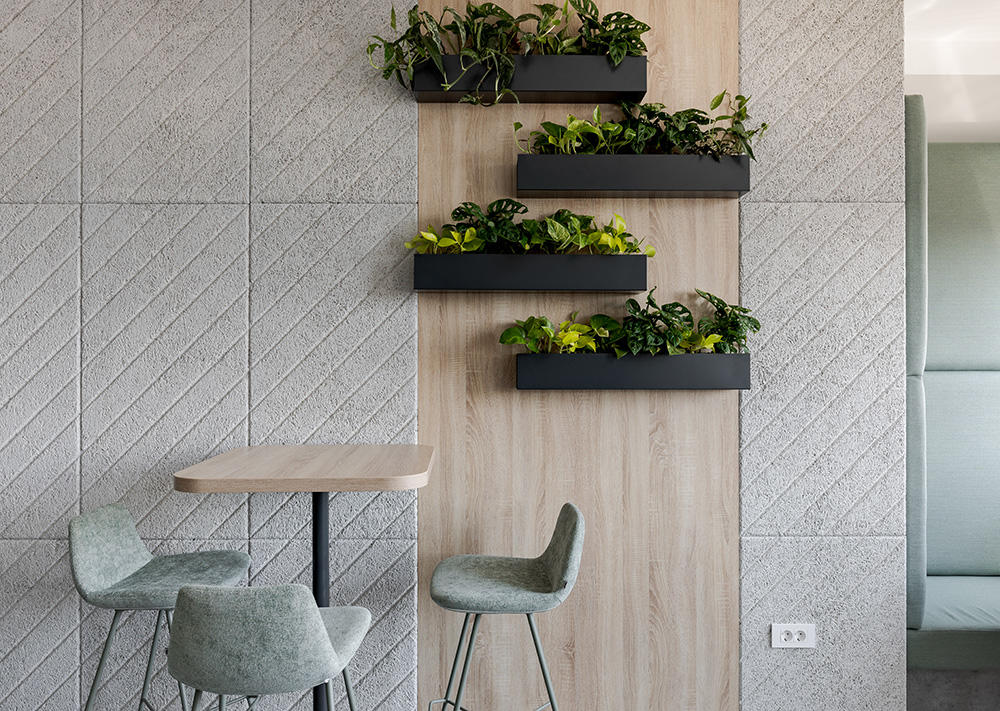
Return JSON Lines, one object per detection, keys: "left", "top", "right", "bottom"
{"left": 173, "top": 444, "right": 434, "bottom": 711}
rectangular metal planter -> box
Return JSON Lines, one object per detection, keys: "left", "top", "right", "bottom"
{"left": 515, "top": 352, "right": 751, "bottom": 390}
{"left": 411, "top": 55, "right": 647, "bottom": 103}
{"left": 517, "top": 154, "right": 751, "bottom": 198}
{"left": 413, "top": 254, "right": 647, "bottom": 292}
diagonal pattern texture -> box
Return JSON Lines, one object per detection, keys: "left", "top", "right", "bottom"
{"left": 740, "top": 202, "right": 905, "bottom": 536}
{"left": 0, "top": 0, "right": 80, "bottom": 202}
{"left": 3, "top": 1, "right": 419, "bottom": 709}
{"left": 250, "top": 0, "right": 416, "bottom": 203}
{"left": 741, "top": 537, "right": 906, "bottom": 711}
{"left": 82, "top": 0, "right": 249, "bottom": 202}
{"left": 0, "top": 540, "right": 79, "bottom": 710}
{"left": 740, "top": 0, "right": 904, "bottom": 204}
{"left": 81, "top": 204, "right": 249, "bottom": 542}
{"left": 739, "top": 0, "right": 906, "bottom": 708}
{"left": 0, "top": 206, "right": 79, "bottom": 539}
{"left": 248, "top": 203, "right": 417, "bottom": 710}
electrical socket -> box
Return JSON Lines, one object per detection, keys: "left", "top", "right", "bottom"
{"left": 770, "top": 623, "right": 816, "bottom": 649}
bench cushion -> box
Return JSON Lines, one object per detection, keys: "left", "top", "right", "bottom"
{"left": 908, "top": 576, "right": 1000, "bottom": 669}
{"left": 923, "top": 576, "right": 1000, "bottom": 630}
{"left": 926, "top": 143, "right": 1000, "bottom": 371}
{"left": 925, "top": 372, "right": 1000, "bottom": 576}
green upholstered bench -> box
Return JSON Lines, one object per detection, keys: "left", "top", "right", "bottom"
{"left": 906, "top": 94, "right": 1000, "bottom": 669}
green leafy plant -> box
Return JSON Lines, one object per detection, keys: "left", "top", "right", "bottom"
{"left": 515, "top": 92, "right": 768, "bottom": 158}
{"left": 694, "top": 288, "right": 761, "bottom": 354}
{"left": 404, "top": 226, "right": 484, "bottom": 253}
{"left": 553, "top": 312, "right": 598, "bottom": 353}
{"left": 499, "top": 315, "right": 556, "bottom": 352}
{"left": 501, "top": 312, "right": 611, "bottom": 353}
{"left": 500, "top": 289, "right": 761, "bottom": 356}
{"left": 617, "top": 289, "right": 694, "bottom": 356}
{"left": 366, "top": 1, "right": 650, "bottom": 105}
{"left": 405, "top": 198, "right": 654, "bottom": 255}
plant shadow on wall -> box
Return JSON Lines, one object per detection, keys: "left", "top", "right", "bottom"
{"left": 367, "top": 0, "right": 651, "bottom": 104}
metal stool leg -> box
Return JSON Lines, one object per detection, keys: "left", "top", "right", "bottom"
{"left": 165, "top": 611, "right": 190, "bottom": 711}
{"left": 444, "top": 614, "right": 470, "bottom": 702}
{"left": 526, "top": 614, "right": 558, "bottom": 711}
{"left": 138, "top": 610, "right": 164, "bottom": 710}
{"left": 191, "top": 689, "right": 203, "bottom": 711}
{"left": 451, "top": 614, "right": 482, "bottom": 711}
{"left": 342, "top": 668, "right": 358, "bottom": 711}
{"left": 326, "top": 680, "right": 336, "bottom": 710}
{"left": 217, "top": 695, "right": 227, "bottom": 710}
{"left": 428, "top": 613, "right": 473, "bottom": 711}
{"left": 85, "top": 609, "right": 123, "bottom": 711}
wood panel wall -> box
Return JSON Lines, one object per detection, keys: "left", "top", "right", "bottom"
{"left": 416, "top": 2, "right": 740, "bottom": 708}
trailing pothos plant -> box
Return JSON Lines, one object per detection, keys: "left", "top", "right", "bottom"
{"left": 366, "top": 1, "right": 650, "bottom": 105}
{"left": 515, "top": 92, "right": 768, "bottom": 158}
{"left": 500, "top": 288, "right": 760, "bottom": 356}
{"left": 405, "top": 198, "right": 654, "bottom": 255}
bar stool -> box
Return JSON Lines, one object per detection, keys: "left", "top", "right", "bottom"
{"left": 69, "top": 503, "right": 251, "bottom": 711}
{"left": 428, "top": 503, "right": 585, "bottom": 711}
{"left": 167, "top": 583, "right": 371, "bottom": 710}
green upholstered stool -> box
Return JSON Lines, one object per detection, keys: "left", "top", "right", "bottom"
{"left": 167, "top": 584, "right": 371, "bottom": 711}
{"left": 69, "top": 503, "right": 251, "bottom": 711}
{"left": 428, "top": 503, "right": 585, "bottom": 711}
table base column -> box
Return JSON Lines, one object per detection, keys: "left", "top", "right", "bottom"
{"left": 312, "top": 492, "right": 330, "bottom": 711}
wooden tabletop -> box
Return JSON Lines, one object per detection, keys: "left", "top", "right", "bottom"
{"left": 173, "top": 445, "right": 434, "bottom": 494}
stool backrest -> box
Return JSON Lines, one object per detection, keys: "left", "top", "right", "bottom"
{"left": 69, "top": 503, "right": 153, "bottom": 603}
{"left": 539, "top": 503, "right": 585, "bottom": 599}
{"left": 168, "top": 584, "right": 340, "bottom": 696}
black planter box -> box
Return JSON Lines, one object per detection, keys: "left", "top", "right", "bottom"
{"left": 517, "top": 154, "right": 751, "bottom": 198}
{"left": 411, "top": 55, "right": 646, "bottom": 103}
{"left": 515, "top": 353, "right": 750, "bottom": 390}
{"left": 413, "top": 254, "right": 647, "bottom": 291}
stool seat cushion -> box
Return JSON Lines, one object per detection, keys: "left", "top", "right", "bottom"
{"left": 90, "top": 550, "right": 251, "bottom": 610}
{"left": 320, "top": 606, "right": 372, "bottom": 671}
{"left": 430, "top": 554, "right": 565, "bottom": 614}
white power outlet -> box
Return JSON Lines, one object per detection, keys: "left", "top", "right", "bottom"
{"left": 771, "top": 623, "right": 816, "bottom": 649}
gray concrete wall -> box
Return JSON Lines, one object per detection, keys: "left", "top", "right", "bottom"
{"left": 738, "top": 0, "right": 907, "bottom": 708}
{"left": 0, "top": 1, "right": 417, "bottom": 709}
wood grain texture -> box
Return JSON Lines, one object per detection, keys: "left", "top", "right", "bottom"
{"left": 172, "top": 445, "right": 434, "bottom": 493}
{"left": 416, "top": 2, "right": 740, "bottom": 708}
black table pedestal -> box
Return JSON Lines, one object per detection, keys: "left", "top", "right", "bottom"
{"left": 312, "top": 492, "right": 330, "bottom": 711}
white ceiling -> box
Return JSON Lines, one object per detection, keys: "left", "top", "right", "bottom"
{"left": 906, "top": 0, "right": 1000, "bottom": 141}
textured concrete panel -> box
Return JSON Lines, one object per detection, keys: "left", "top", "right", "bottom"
{"left": 79, "top": 540, "right": 248, "bottom": 711}
{"left": 250, "top": 538, "right": 417, "bottom": 711}
{"left": 1, "top": 1, "right": 420, "bottom": 708}
{"left": 0, "top": 0, "right": 80, "bottom": 202}
{"left": 82, "top": 0, "right": 249, "bottom": 202}
{"left": 0, "top": 540, "right": 79, "bottom": 711}
{"left": 248, "top": 203, "right": 417, "bottom": 539}
{"left": 740, "top": 0, "right": 904, "bottom": 203}
{"left": 250, "top": 0, "right": 416, "bottom": 203}
{"left": 81, "top": 204, "right": 248, "bottom": 540}
{"left": 250, "top": 490, "right": 417, "bottom": 542}
{"left": 908, "top": 670, "right": 1000, "bottom": 711}
{"left": 0, "top": 206, "right": 79, "bottom": 539}
{"left": 740, "top": 202, "right": 906, "bottom": 536}
{"left": 741, "top": 536, "right": 905, "bottom": 711}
